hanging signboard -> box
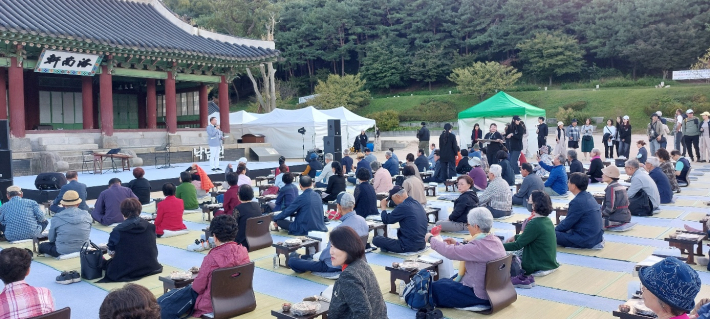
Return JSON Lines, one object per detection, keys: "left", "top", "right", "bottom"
{"left": 34, "top": 50, "right": 102, "bottom": 76}
{"left": 672, "top": 69, "right": 710, "bottom": 80}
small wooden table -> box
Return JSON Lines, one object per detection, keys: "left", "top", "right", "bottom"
{"left": 385, "top": 260, "right": 442, "bottom": 294}
{"left": 612, "top": 299, "right": 656, "bottom": 319}
{"left": 158, "top": 273, "right": 198, "bottom": 294}
{"left": 258, "top": 195, "right": 278, "bottom": 206}
{"left": 515, "top": 182, "right": 522, "bottom": 193}
{"left": 376, "top": 193, "right": 389, "bottom": 201}
{"left": 512, "top": 220, "right": 524, "bottom": 235}
{"left": 592, "top": 193, "right": 605, "bottom": 205}
{"left": 93, "top": 153, "right": 131, "bottom": 174}
{"left": 368, "top": 222, "right": 387, "bottom": 239}
{"left": 273, "top": 239, "right": 321, "bottom": 269}
{"left": 140, "top": 213, "right": 157, "bottom": 221}
{"left": 202, "top": 204, "right": 222, "bottom": 222}
{"left": 421, "top": 171, "right": 433, "bottom": 179}
{"left": 444, "top": 179, "right": 457, "bottom": 192}
{"left": 554, "top": 206, "right": 568, "bottom": 225}
{"left": 32, "top": 235, "right": 49, "bottom": 253}
{"left": 326, "top": 202, "right": 337, "bottom": 212}
{"left": 424, "top": 185, "right": 437, "bottom": 197}
{"left": 664, "top": 232, "right": 705, "bottom": 265}
{"left": 255, "top": 176, "right": 269, "bottom": 186}
{"left": 271, "top": 301, "right": 329, "bottom": 319}
{"left": 425, "top": 207, "right": 441, "bottom": 223}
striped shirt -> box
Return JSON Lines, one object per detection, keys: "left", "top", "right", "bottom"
{"left": 0, "top": 281, "right": 54, "bottom": 319}
{"left": 478, "top": 178, "right": 512, "bottom": 212}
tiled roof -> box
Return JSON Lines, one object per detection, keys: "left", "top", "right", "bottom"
{"left": 0, "top": 0, "right": 278, "bottom": 61}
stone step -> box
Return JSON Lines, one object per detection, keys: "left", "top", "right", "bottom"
{"left": 37, "top": 136, "right": 96, "bottom": 146}
{"left": 40, "top": 143, "right": 99, "bottom": 151}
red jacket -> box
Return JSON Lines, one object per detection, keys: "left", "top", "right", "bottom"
{"left": 155, "top": 196, "right": 187, "bottom": 235}
{"left": 192, "top": 242, "right": 250, "bottom": 317}
{"left": 222, "top": 185, "right": 241, "bottom": 215}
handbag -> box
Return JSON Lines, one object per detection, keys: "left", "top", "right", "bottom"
{"left": 80, "top": 241, "right": 105, "bottom": 280}
{"left": 157, "top": 283, "right": 199, "bottom": 319}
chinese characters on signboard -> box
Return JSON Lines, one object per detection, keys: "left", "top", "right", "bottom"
{"left": 34, "top": 50, "right": 102, "bottom": 76}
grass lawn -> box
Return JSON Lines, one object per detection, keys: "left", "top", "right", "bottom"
{"left": 355, "top": 84, "right": 710, "bottom": 132}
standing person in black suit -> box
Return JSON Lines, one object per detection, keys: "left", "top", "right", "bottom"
{"left": 417, "top": 122, "right": 430, "bottom": 156}
{"left": 507, "top": 116, "right": 525, "bottom": 174}
{"left": 483, "top": 123, "right": 505, "bottom": 167}
{"left": 354, "top": 130, "right": 369, "bottom": 152}
{"left": 439, "top": 123, "right": 459, "bottom": 180}
{"left": 537, "top": 117, "right": 548, "bottom": 150}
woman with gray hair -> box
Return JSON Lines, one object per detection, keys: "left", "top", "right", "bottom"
{"left": 587, "top": 148, "right": 604, "bottom": 183}
{"left": 644, "top": 157, "right": 673, "bottom": 204}
{"left": 425, "top": 207, "right": 506, "bottom": 309}
{"left": 477, "top": 164, "right": 512, "bottom": 218}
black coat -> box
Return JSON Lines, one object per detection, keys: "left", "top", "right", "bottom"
{"left": 307, "top": 159, "right": 323, "bottom": 178}
{"left": 538, "top": 123, "right": 548, "bottom": 140}
{"left": 619, "top": 125, "right": 632, "bottom": 143}
{"left": 101, "top": 217, "right": 163, "bottom": 283}
{"left": 587, "top": 158, "right": 603, "bottom": 183}
{"left": 471, "top": 128, "right": 483, "bottom": 144}
{"left": 417, "top": 126, "right": 430, "bottom": 142}
{"left": 439, "top": 131, "right": 458, "bottom": 162}
{"left": 354, "top": 134, "right": 369, "bottom": 150}
{"left": 508, "top": 122, "right": 525, "bottom": 151}
{"left": 449, "top": 190, "right": 479, "bottom": 223}
{"left": 570, "top": 159, "right": 585, "bottom": 174}
{"left": 456, "top": 159, "right": 472, "bottom": 174}
{"left": 499, "top": 158, "right": 515, "bottom": 186}
{"left": 353, "top": 182, "right": 378, "bottom": 218}
{"left": 414, "top": 155, "right": 429, "bottom": 172}
{"left": 127, "top": 178, "right": 152, "bottom": 205}
{"left": 234, "top": 202, "right": 262, "bottom": 250}
{"left": 484, "top": 132, "right": 504, "bottom": 165}
{"left": 323, "top": 175, "right": 346, "bottom": 202}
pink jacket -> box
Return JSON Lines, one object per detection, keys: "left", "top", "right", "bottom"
{"left": 373, "top": 168, "right": 393, "bottom": 193}
{"left": 192, "top": 242, "right": 250, "bottom": 317}
{"left": 430, "top": 234, "right": 506, "bottom": 300}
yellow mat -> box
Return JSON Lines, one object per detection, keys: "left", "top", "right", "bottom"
{"left": 681, "top": 189, "right": 710, "bottom": 197}
{"left": 438, "top": 295, "right": 581, "bottom": 319}
{"left": 534, "top": 264, "right": 626, "bottom": 296}
{"left": 236, "top": 292, "right": 291, "bottom": 319}
{"left": 570, "top": 308, "right": 614, "bottom": 319}
{"left": 667, "top": 199, "right": 699, "bottom": 207}
{"left": 253, "top": 256, "right": 337, "bottom": 286}
{"left": 596, "top": 273, "right": 634, "bottom": 301}
{"left": 87, "top": 264, "right": 182, "bottom": 295}
{"left": 652, "top": 209, "right": 685, "bottom": 219}
{"left": 155, "top": 230, "right": 204, "bottom": 250}
{"left": 182, "top": 213, "right": 210, "bottom": 224}
{"left": 604, "top": 224, "right": 671, "bottom": 239}
{"left": 91, "top": 223, "right": 118, "bottom": 233}
{"left": 494, "top": 213, "right": 530, "bottom": 223}
{"left": 557, "top": 242, "right": 655, "bottom": 262}
{"left": 683, "top": 212, "right": 709, "bottom": 222}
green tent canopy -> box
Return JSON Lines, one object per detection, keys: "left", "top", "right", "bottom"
{"left": 458, "top": 91, "right": 546, "bottom": 119}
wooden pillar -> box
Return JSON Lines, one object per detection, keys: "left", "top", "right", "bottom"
{"left": 219, "top": 76, "right": 230, "bottom": 133}
{"left": 137, "top": 91, "right": 146, "bottom": 129}
{"left": 100, "top": 64, "right": 114, "bottom": 136}
{"left": 199, "top": 83, "right": 208, "bottom": 128}
{"left": 146, "top": 79, "right": 157, "bottom": 129}
{"left": 8, "top": 57, "right": 25, "bottom": 138}
{"left": 165, "top": 72, "right": 177, "bottom": 134}
{"left": 82, "top": 76, "right": 94, "bottom": 129}
{"left": 0, "top": 68, "right": 7, "bottom": 120}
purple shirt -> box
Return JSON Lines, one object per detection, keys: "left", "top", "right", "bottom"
{"left": 430, "top": 233, "right": 506, "bottom": 300}
{"left": 468, "top": 166, "right": 488, "bottom": 190}
{"left": 91, "top": 184, "right": 138, "bottom": 226}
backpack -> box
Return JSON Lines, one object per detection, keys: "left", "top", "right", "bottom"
{"left": 157, "top": 284, "right": 199, "bottom": 319}
{"left": 403, "top": 269, "right": 435, "bottom": 310}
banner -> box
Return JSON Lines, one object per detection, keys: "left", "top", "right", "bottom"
{"left": 34, "top": 50, "right": 102, "bottom": 76}
{"left": 672, "top": 69, "right": 710, "bottom": 80}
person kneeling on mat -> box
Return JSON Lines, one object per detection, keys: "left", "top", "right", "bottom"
{"left": 555, "top": 173, "right": 604, "bottom": 249}
{"left": 372, "top": 186, "right": 427, "bottom": 253}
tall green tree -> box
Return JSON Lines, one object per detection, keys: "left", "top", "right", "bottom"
{"left": 359, "top": 40, "right": 410, "bottom": 91}
{"left": 310, "top": 74, "right": 371, "bottom": 110}
{"left": 517, "top": 32, "right": 585, "bottom": 85}
{"left": 448, "top": 61, "right": 522, "bottom": 100}
{"left": 409, "top": 47, "right": 451, "bottom": 90}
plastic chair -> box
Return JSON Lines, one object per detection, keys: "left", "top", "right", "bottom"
{"left": 245, "top": 214, "right": 273, "bottom": 252}
{"left": 202, "top": 262, "right": 257, "bottom": 319}
{"left": 30, "top": 307, "right": 71, "bottom": 319}
{"left": 478, "top": 255, "right": 517, "bottom": 314}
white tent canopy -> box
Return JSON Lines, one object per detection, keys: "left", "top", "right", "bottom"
{"left": 319, "top": 107, "right": 376, "bottom": 147}
{"left": 209, "top": 110, "right": 262, "bottom": 138}
{"left": 241, "top": 106, "right": 346, "bottom": 158}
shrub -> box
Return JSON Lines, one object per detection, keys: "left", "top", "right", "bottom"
{"left": 370, "top": 110, "right": 400, "bottom": 131}
{"left": 310, "top": 73, "right": 371, "bottom": 110}
{"left": 398, "top": 99, "right": 458, "bottom": 122}
{"left": 507, "top": 84, "right": 540, "bottom": 92}
{"left": 563, "top": 101, "right": 588, "bottom": 111}
{"left": 556, "top": 107, "right": 575, "bottom": 125}
{"left": 645, "top": 94, "right": 710, "bottom": 117}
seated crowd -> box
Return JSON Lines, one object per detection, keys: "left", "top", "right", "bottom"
{"left": 0, "top": 140, "right": 705, "bottom": 319}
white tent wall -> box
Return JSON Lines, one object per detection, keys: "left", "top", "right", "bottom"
{"left": 319, "top": 107, "right": 376, "bottom": 149}
{"left": 458, "top": 116, "right": 540, "bottom": 159}
{"left": 240, "top": 107, "right": 352, "bottom": 159}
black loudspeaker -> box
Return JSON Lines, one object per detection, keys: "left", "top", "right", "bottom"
{"left": 0, "top": 179, "right": 12, "bottom": 203}
{"left": 327, "top": 119, "right": 341, "bottom": 136}
{"left": 323, "top": 136, "right": 342, "bottom": 162}
{"left": 0, "top": 120, "right": 8, "bottom": 150}
{"left": 34, "top": 172, "right": 67, "bottom": 190}
{"left": 0, "top": 150, "right": 11, "bottom": 181}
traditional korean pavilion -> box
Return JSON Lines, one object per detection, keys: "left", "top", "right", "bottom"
{"left": 0, "top": 0, "right": 278, "bottom": 174}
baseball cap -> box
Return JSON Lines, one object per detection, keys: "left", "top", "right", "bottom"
{"left": 557, "top": 121, "right": 564, "bottom": 126}
{"left": 238, "top": 157, "right": 248, "bottom": 164}
{"left": 571, "top": 118, "right": 578, "bottom": 123}
{"left": 687, "top": 109, "right": 694, "bottom": 114}
{"left": 512, "top": 115, "right": 521, "bottom": 121}
{"left": 335, "top": 192, "right": 355, "bottom": 208}
{"left": 469, "top": 157, "right": 482, "bottom": 167}
{"left": 623, "top": 115, "right": 629, "bottom": 120}
{"left": 388, "top": 185, "right": 403, "bottom": 199}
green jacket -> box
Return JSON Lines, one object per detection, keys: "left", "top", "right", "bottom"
{"left": 683, "top": 117, "right": 700, "bottom": 136}
{"left": 175, "top": 182, "right": 199, "bottom": 210}
{"left": 503, "top": 217, "right": 559, "bottom": 275}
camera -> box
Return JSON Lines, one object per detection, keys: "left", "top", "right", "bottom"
{"left": 298, "top": 127, "right": 306, "bottom": 135}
